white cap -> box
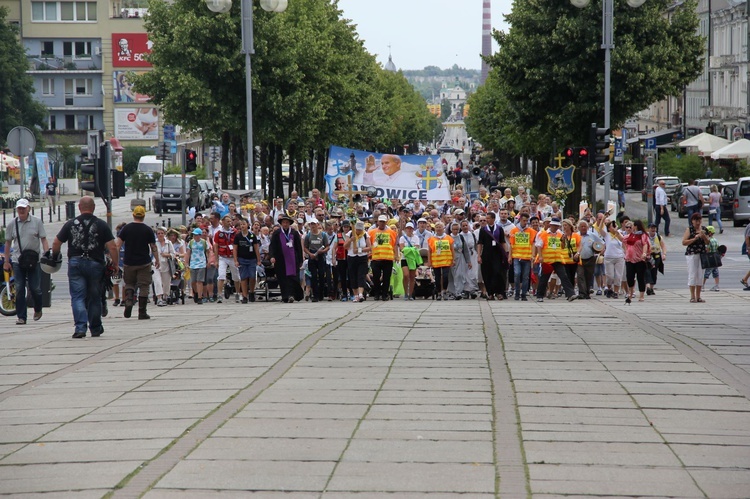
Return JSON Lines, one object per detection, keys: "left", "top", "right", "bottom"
{"left": 15, "top": 198, "right": 30, "bottom": 209}
{"left": 378, "top": 215, "right": 388, "bottom": 222}
{"left": 417, "top": 218, "right": 428, "bottom": 223}
{"left": 405, "top": 222, "right": 415, "bottom": 228}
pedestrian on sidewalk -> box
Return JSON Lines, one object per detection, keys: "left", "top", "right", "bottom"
{"left": 269, "top": 214, "right": 304, "bottom": 303}
{"left": 116, "top": 206, "right": 158, "bottom": 319}
{"left": 654, "top": 179, "right": 670, "bottom": 236}
{"left": 52, "top": 196, "right": 118, "bottom": 338}
{"left": 682, "top": 212, "right": 710, "bottom": 303}
{"left": 3, "top": 198, "right": 49, "bottom": 325}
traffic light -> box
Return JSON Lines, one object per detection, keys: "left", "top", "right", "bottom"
{"left": 589, "top": 124, "right": 611, "bottom": 169}
{"left": 563, "top": 147, "right": 575, "bottom": 166}
{"left": 186, "top": 149, "right": 197, "bottom": 172}
{"left": 112, "top": 170, "right": 126, "bottom": 198}
{"left": 80, "top": 163, "right": 98, "bottom": 196}
{"left": 575, "top": 147, "right": 589, "bottom": 167}
{"left": 613, "top": 163, "right": 626, "bottom": 191}
{"left": 80, "top": 154, "right": 110, "bottom": 199}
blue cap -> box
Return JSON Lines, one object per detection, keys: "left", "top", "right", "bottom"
{"left": 192, "top": 228, "right": 203, "bottom": 235}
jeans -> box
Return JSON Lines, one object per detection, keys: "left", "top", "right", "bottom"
{"left": 12, "top": 262, "right": 42, "bottom": 321}
{"left": 68, "top": 257, "right": 104, "bottom": 333}
{"left": 307, "top": 256, "right": 327, "bottom": 300}
{"left": 513, "top": 259, "right": 531, "bottom": 297}
{"left": 655, "top": 205, "right": 671, "bottom": 235}
{"left": 686, "top": 204, "right": 702, "bottom": 220}
{"left": 708, "top": 206, "right": 723, "bottom": 231}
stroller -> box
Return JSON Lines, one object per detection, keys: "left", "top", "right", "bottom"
{"left": 168, "top": 259, "right": 186, "bottom": 305}
{"left": 413, "top": 265, "right": 436, "bottom": 300}
{"left": 255, "top": 260, "right": 280, "bottom": 301}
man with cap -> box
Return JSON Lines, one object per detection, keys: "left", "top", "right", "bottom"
{"left": 116, "top": 205, "right": 159, "bottom": 319}
{"left": 302, "top": 219, "right": 330, "bottom": 302}
{"left": 534, "top": 217, "right": 577, "bottom": 302}
{"left": 3, "top": 198, "right": 49, "bottom": 325}
{"left": 415, "top": 217, "right": 433, "bottom": 249}
{"left": 186, "top": 227, "right": 212, "bottom": 304}
{"left": 369, "top": 214, "right": 398, "bottom": 300}
{"left": 52, "top": 196, "right": 118, "bottom": 338}
{"left": 269, "top": 214, "right": 304, "bottom": 303}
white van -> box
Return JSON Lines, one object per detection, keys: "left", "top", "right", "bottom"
{"left": 137, "top": 155, "right": 170, "bottom": 188}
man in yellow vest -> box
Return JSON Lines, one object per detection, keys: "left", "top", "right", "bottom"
{"left": 534, "top": 217, "right": 577, "bottom": 302}
{"left": 369, "top": 214, "right": 398, "bottom": 300}
{"left": 427, "top": 221, "right": 454, "bottom": 300}
{"left": 508, "top": 212, "right": 537, "bottom": 301}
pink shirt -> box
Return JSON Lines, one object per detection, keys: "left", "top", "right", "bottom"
{"left": 624, "top": 232, "right": 650, "bottom": 263}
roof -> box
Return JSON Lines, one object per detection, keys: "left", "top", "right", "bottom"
{"left": 384, "top": 54, "right": 397, "bottom": 72}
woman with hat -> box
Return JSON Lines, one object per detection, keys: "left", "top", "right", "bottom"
{"left": 345, "top": 221, "right": 371, "bottom": 302}
{"left": 269, "top": 214, "right": 304, "bottom": 303}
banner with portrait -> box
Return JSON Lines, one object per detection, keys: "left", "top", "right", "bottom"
{"left": 325, "top": 146, "right": 449, "bottom": 202}
{"left": 113, "top": 71, "right": 150, "bottom": 103}
{"left": 114, "top": 108, "right": 159, "bottom": 140}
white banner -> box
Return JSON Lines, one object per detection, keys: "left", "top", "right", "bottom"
{"left": 114, "top": 108, "right": 159, "bottom": 141}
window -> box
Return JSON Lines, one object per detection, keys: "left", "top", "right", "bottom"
{"left": 66, "top": 78, "right": 92, "bottom": 96}
{"left": 63, "top": 41, "right": 72, "bottom": 57}
{"left": 31, "top": 1, "right": 97, "bottom": 22}
{"left": 74, "top": 41, "right": 91, "bottom": 59}
{"left": 41, "top": 41, "right": 54, "bottom": 57}
{"left": 42, "top": 79, "right": 54, "bottom": 96}
{"left": 65, "top": 115, "right": 75, "bottom": 129}
{"left": 49, "top": 115, "right": 56, "bottom": 130}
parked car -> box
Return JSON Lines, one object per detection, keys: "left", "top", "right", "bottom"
{"left": 197, "top": 179, "right": 217, "bottom": 210}
{"left": 641, "top": 176, "right": 681, "bottom": 202}
{"left": 718, "top": 181, "right": 736, "bottom": 220}
{"left": 732, "top": 176, "right": 750, "bottom": 227}
{"left": 152, "top": 174, "right": 201, "bottom": 214}
{"left": 677, "top": 185, "right": 710, "bottom": 218}
{"left": 670, "top": 183, "right": 688, "bottom": 212}
{"left": 696, "top": 178, "right": 726, "bottom": 187}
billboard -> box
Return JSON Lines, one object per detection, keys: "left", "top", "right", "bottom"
{"left": 112, "top": 33, "right": 152, "bottom": 67}
{"left": 114, "top": 108, "right": 159, "bottom": 141}
{"left": 113, "top": 71, "right": 150, "bottom": 103}
{"left": 325, "top": 146, "right": 450, "bottom": 202}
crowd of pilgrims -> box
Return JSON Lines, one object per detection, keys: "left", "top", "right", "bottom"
{"left": 119, "top": 184, "right": 670, "bottom": 306}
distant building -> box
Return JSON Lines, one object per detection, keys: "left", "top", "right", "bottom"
{"left": 384, "top": 52, "right": 398, "bottom": 72}
{"left": 440, "top": 81, "right": 474, "bottom": 115}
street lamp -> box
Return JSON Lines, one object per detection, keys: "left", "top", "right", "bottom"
{"left": 570, "top": 0, "right": 646, "bottom": 210}
{"left": 205, "top": 0, "right": 288, "bottom": 190}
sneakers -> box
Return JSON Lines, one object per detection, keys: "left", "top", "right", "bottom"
{"left": 567, "top": 295, "right": 578, "bottom": 302}
{"left": 242, "top": 297, "right": 248, "bottom": 304}
{"left": 595, "top": 289, "right": 602, "bottom": 296}
{"left": 514, "top": 295, "right": 520, "bottom": 301}
{"left": 217, "top": 297, "right": 223, "bottom": 303}
{"left": 249, "top": 294, "right": 256, "bottom": 302}
{"left": 521, "top": 296, "right": 528, "bottom": 301}
{"left": 113, "top": 299, "right": 121, "bottom": 306}
{"left": 710, "top": 285, "right": 720, "bottom": 292}
{"left": 157, "top": 299, "right": 166, "bottom": 307}
{"left": 16, "top": 318, "right": 26, "bottom": 325}
{"left": 235, "top": 294, "right": 240, "bottom": 303}
{"left": 536, "top": 297, "right": 544, "bottom": 303}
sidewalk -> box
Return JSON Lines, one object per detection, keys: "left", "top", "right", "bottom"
{"left": 0, "top": 290, "right": 749, "bottom": 497}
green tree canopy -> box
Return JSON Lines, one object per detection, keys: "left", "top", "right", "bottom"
{"left": 0, "top": 7, "right": 47, "bottom": 146}
{"left": 471, "top": 0, "right": 703, "bottom": 156}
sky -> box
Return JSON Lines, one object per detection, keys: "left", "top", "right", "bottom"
{"left": 336, "top": 0, "right": 514, "bottom": 71}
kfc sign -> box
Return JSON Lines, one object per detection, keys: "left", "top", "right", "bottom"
{"left": 112, "top": 33, "right": 153, "bottom": 68}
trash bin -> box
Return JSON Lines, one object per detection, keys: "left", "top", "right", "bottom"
{"left": 65, "top": 200, "right": 76, "bottom": 220}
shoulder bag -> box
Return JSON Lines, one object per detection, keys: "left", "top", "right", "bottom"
{"left": 700, "top": 252, "right": 722, "bottom": 269}
{"left": 15, "top": 219, "right": 40, "bottom": 270}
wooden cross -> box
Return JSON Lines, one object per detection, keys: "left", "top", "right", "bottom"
{"left": 333, "top": 175, "right": 359, "bottom": 206}
{"left": 554, "top": 153, "right": 566, "bottom": 168}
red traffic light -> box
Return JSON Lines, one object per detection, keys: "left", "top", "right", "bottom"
{"left": 563, "top": 147, "right": 575, "bottom": 158}
{"left": 187, "top": 151, "right": 196, "bottom": 161}
{"left": 577, "top": 147, "right": 589, "bottom": 159}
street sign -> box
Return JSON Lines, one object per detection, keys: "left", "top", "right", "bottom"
{"left": 6, "top": 126, "right": 36, "bottom": 157}
{"left": 644, "top": 138, "right": 657, "bottom": 152}
{"left": 614, "top": 138, "right": 624, "bottom": 161}
{"left": 170, "top": 140, "right": 177, "bottom": 154}
{"left": 163, "top": 124, "right": 176, "bottom": 141}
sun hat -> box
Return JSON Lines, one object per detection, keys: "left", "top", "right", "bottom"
{"left": 549, "top": 217, "right": 562, "bottom": 226}
{"left": 354, "top": 221, "right": 365, "bottom": 230}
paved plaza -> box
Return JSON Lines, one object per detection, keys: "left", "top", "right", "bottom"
{"left": 1, "top": 287, "right": 749, "bottom": 498}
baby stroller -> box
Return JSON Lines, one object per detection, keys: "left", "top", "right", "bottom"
{"left": 255, "top": 260, "right": 280, "bottom": 301}
{"left": 223, "top": 267, "right": 237, "bottom": 300}
{"left": 413, "top": 265, "right": 436, "bottom": 300}
{"left": 168, "top": 259, "right": 186, "bottom": 305}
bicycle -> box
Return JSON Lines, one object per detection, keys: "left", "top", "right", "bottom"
{"left": 0, "top": 257, "right": 17, "bottom": 317}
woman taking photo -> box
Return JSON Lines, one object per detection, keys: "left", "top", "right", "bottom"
{"left": 623, "top": 219, "right": 650, "bottom": 303}
{"left": 682, "top": 212, "right": 710, "bottom": 303}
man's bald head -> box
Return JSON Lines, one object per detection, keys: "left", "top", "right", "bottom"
{"left": 79, "top": 196, "right": 95, "bottom": 214}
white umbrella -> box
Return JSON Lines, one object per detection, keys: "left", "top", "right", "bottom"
{"left": 710, "top": 138, "right": 750, "bottom": 160}
{"left": 679, "top": 132, "right": 730, "bottom": 156}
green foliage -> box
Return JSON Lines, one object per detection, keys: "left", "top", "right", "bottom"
{"left": 0, "top": 7, "right": 47, "bottom": 146}
{"left": 474, "top": 0, "right": 704, "bottom": 156}
{"left": 164, "top": 165, "right": 208, "bottom": 179}
{"left": 656, "top": 150, "right": 704, "bottom": 181}
{"left": 130, "top": 171, "right": 151, "bottom": 197}
{"left": 122, "top": 147, "right": 155, "bottom": 176}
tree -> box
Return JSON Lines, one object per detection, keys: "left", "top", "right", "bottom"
{"left": 0, "top": 7, "right": 47, "bottom": 146}
{"left": 477, "top": 0, "right": 703, "bottom": 157}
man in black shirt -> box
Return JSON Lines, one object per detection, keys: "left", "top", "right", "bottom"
{"left": 476, "top": 212, "right": 511, "bottom": 300}
{"left": 52, "top": 196, "right": 118, "bottom": 338}
{"left": 116, "top": 206, "right": 158, "bottom": 319}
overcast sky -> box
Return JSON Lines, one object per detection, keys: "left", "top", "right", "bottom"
{"left": 336, "top": 0, "right": 514, "bottom": 71}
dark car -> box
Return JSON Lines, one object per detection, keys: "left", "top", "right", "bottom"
{"left": 719, "top": 181, "right": 736, "bottom": 220}
{"left": 671, "top": 183, "right": 688, "bottom": 212}
{"left": 152, "top": 174, "right": 201, "bottom": 214}
{"left": 677, "top": 185, "right": 710, "bottom": 218}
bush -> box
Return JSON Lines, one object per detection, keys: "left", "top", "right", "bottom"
{"left": 164, "top": 165, "right": 208, "bottom": 179}
{"left": 656, "top": 150, "right": 705, "bottom": 181}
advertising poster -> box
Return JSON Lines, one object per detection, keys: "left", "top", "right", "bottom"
{"left": 112, "top": 33, "right": 153, "bottom": 67}
{"left": 326, "top": 146, "right": 449, "bottom": 202}
{"left": 113, "top": 71, "right": 150, "bottom": 103}
{"left": 114, "top": 108, "right": 159, "bottom": 141}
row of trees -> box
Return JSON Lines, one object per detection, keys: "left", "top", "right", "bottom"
{"left": 134, "top": 0, "right": 439, "bottom": 198}
{"left": 465, "top": 0, "right": 704, "bottom": 210}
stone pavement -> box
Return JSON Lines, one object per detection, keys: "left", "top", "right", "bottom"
{"left": 0, "top": 289, "right": 749, "bottom": 498}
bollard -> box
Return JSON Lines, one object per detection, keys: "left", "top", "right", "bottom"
{"left": 48, "top": 205, "right": 52, "bottom": 223}
{"left": 3, "top": 209, "right": 6, "bottom": 227}
{"left": 148, "top": 199, "right": 151, "bottom": 211}
{"left": 31, "top": 206, "right": 35, "bottom": 216}
{"left": 167, "top": 218, "right": 171, "bottom": 228}
{"left": 58, "top": 208, "right": 61, "bottom": 222}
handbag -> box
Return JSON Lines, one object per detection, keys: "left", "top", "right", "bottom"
{"left": 700, "top": 252, "right": 722, "bottom": 269}
{"left": 15, "top": 219, "right": 39, "bottom": 270}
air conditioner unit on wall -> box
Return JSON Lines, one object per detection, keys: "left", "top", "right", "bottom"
{"left": 94, "top": 46, "right": 101, "bottom": 56}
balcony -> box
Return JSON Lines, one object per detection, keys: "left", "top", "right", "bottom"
{"left": 700, "top": 105, "right": 746, "bottom": 121}
{"left": 27, "top": 55, "right": 101, "bottom": 73}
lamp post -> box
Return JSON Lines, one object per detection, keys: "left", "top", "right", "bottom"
{"left": 205, "top": 0, "right": 288, "bottom": 190}
{"left": 571, "top": 0, "right": 646, "bottom": 210}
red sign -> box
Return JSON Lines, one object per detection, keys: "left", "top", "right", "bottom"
{"left": 112, "top": 33, "right": 152, "bottom": 67}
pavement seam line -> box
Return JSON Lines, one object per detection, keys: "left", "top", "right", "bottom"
{"left": 479, "top": 300, "right": 530, "bottom": 499}
{"left": 109, "top": 305, "right": 374, "bottom": 499}
{"left": 558, "top": 315, "right": 709, "bottom": 498}
{"left": 0, "top": 315, "right": 221, "bottom": 402}
{"left": 318, "top": 301, "right": 426, "bottom": 497}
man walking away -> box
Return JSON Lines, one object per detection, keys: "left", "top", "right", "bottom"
{"left": 117, "top": 206, "right": 158, "bottom": 319}
{"left": 654, "top": 179, "right": 670, "bottom": 236}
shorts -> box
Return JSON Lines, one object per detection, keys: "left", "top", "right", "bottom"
{"left": 238, "top": 258, "right": 257, "bottom": 280}
{"left": 703, "top": 267, "right": 719, "bottom": 279}
{"left": 401, "top": 259, "right": 408, "bottom": 268}
{"left": 190, "top": 267, "right": 207, "bottom": 284}
{"left": 218, "top": 256, "right": 240, "bottom": 282}
{"left": 206, "top": 266, "right": 217, "bottom": 283}
{"left": 594, "top": 262, "right": 605, "bottom": 277}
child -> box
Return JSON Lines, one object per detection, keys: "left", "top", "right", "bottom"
{"left": 185, "top": 228, "right": 211, "bottom": 304}
{"left": 702, "top": 226, "right": 722, "bottom": 291}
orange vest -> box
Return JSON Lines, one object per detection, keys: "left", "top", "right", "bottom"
{"left": 560, "top": 232, "right": 580, "bottom": 265}
{"left": 538, "top": 230, "right": 564, "bottom": 264}
{"left": 428, "top": 235, "right": 454, "bottom": 268}
{"left": 370, "top": 229, "right": 397, "bottom": 261}
{"left": 509, "top": 226, "right": 537, "bottom": 260}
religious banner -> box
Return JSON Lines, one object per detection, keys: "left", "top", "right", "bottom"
{"left": 325, "top": 146, "right": 450, "bottom": 202}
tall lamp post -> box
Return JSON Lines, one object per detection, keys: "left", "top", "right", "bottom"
{"left": 205, "top": 0, "right": 288, "bottom": 190}
{"left": 571, "top": 0, "right": 646, "bottom": 210}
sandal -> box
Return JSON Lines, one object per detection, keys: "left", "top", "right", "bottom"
{"left": 696, "top": 298, "right": 705, "bottom": 303}
{"left": 689, "top": 298, "right": 696, "bottom": 303}
{"left": 741, "top": 279, "right": 748, "bottom": 287}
